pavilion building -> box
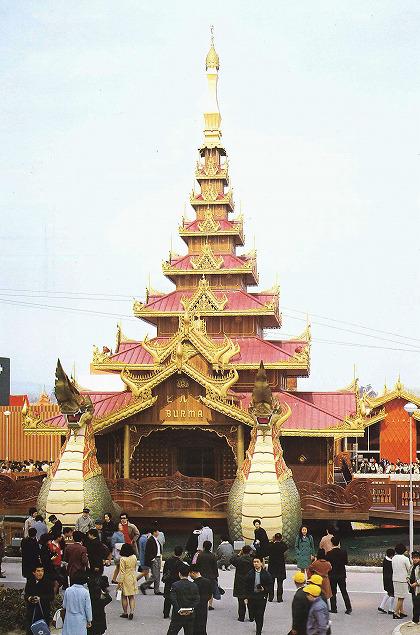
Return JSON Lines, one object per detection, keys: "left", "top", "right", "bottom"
{"left": 19, "top": 37, "right": 381, "bottom": 522}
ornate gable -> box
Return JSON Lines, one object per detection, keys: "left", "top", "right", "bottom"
{"left": 190, "top": 243, "right": 224, "bottom": 270}
{"left": 181, "top": 276, "right": 227, "bottom": 312}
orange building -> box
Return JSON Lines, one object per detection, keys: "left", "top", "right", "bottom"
{"left": 346, "top": 379, "right": 420, "bottom": 464}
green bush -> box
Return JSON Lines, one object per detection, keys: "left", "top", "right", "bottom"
{"left": 0, "top": 586, "right": 62, "bottom": 634}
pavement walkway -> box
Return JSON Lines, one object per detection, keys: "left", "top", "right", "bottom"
{"left": 0, "top": 560, "right": 413, "bottom": 634}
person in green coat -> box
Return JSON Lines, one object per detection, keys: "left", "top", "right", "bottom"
{"left": 295, "top": 526, "right": 316, "bottom": 572}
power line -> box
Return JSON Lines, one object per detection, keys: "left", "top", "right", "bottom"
{"left": 1, "top": 290, "right": 419, "bottom": 350}
{"left": 0, "top": 283, "right": 419, "bottom": 345}
{"left": 1, "top": 296, "right": 420, "bottom": 354}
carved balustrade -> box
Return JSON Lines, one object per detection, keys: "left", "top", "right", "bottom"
{"left": 0, "top": 473, "right": 46, "bottom": 514}
{"left": 1, "top": 471, "right": 418, "bottom": 520}
{"left": 106, "top": 471, "right": 233, "bottom": 514}
{"left": 296, "top": 479, "right": 372, "bottom": 519}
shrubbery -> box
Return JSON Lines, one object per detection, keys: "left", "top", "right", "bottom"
{"left": 0, "top": 586, "right": 62, "bottom": 634}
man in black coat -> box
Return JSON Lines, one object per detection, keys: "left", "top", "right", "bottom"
{"left": 326, "top": 536, "right": 352, "bottom": 614}
{"left": 21, "top": 527, "right": 41, "bottom": 579}
{"left": 167, "top": 563, "right": 200, "bottom": 635}
{"left": 163, "top": 546, "right": 186, "bottom": 618}
{"left": 86, "top": 528, "right": 110, "bottom": 578}
{"left": 48, "top": 515, "right": 63, "bottom": 540}
{"left": 246, "top": 556, "right": 273, "bottom": 635}
{"left": 190, "top": 564, "right": 212, "bottom": 635}
{"left": 141, "top": 527, "right": 163, "bottom": 595}
{"left": 267, "top": 532, "right": 288, "bottom": 602}
{"left": 24, "top": 565, "right": 54, "bottom": 635}
{"left": 231, "top": 545, "right": 254, "bottom": 621}
{"left": 253, "top": 519, "right": 269, "bottom": 558}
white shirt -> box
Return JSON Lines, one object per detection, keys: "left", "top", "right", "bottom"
{"left": 392, "top": 554, "right": 411, "bottom": 583}
{"left": 154, "top": 536, "right": 161, "bottom": 557}
{"left": 197, "top": 526, "right": 213, "bottom": 551}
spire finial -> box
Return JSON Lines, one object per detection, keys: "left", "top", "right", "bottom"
{"left": 206, "top": 25, "right": 220, "bottom": 71}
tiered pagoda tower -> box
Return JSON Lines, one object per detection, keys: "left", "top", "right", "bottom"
{"left": 23, "top": 35, "right": 377, "bottom": 524}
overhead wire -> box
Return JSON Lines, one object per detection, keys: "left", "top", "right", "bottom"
{"left": 0, "top": 295, "right": 420, "bottom": 354}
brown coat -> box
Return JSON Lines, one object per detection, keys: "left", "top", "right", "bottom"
{"left": 65, "top": 541, "right": 89, "bottom": 581}
{"left": 309, "top": 558, "right": 332, "bottom": 599}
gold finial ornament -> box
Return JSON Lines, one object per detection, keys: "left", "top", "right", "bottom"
{"left": 206, "top": 25, "right": 220, "bottom": 70}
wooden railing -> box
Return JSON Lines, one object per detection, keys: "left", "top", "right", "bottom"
{"left": 1, "top": 472, "right": 408, "bottom": 521}
{"left": 361, "top": 476, "right": 420, "bottom": 517}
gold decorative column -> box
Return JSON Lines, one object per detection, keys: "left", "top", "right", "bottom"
{"left": 123, "top": 424, "right": 130, "bottom": 479}
{"left": 237, "top": 424, "right": 245, "bottom": 469}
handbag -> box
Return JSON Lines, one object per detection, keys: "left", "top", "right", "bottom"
{"left": 52, "top": 609, "right": 63, "bottom": 629}
{"left": 31, "top": 602, "right": 51, "bottom": 635}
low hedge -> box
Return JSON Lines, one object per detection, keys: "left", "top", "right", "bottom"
{"left": 0, "top": 586, "right": 62, "bottom": 634}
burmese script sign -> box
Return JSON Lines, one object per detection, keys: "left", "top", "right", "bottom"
{"left": 159, "top": 394, "right": 211, "bottom": 424}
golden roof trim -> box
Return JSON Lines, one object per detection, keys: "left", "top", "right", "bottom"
{"left": 190, "top": 243, "right": 224, "bottom": 270}
{"left": 93, "top": 394, "right": 158, "bottom": 433}
{"left": 365, "top": 378, "right": 420, "bottom": 409}
{"left": 181, "top": 276, "right": 227, "bottom": 313}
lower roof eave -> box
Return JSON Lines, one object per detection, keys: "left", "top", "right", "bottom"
{"left": 281, "top": 428, "right": 367, "bottom": 438}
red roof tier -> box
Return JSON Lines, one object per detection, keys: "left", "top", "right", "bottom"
{"left": 136, "top": 288, "right": 278, "bottom": 318}
{"left": 42, "top": 391, "right": 137, "bottom": 429}
{"left": 107, "top": 335, "right": 308, "bottom": 371}
{"left": 166, "top": 253, "right": 255, "bottom": 271}
{"left": 239, "top": 390, "right": 356, "bottom": 431}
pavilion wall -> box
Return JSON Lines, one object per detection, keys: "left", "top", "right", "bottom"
{"left": 0, "top": 405, "right": 62, "bottom": 462}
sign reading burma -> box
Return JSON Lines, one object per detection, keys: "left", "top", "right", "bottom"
{"left": 160, "top": 394, "right": 211, "bottom": 424}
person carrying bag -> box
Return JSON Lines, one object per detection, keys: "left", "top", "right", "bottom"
{"left": 31, "top": 601, "right": 51, "bottom": 635}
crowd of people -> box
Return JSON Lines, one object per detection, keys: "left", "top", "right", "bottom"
{"left": 0, "top": 459, "right": 52, "bottom": 474}
{"left": 355, "top": 456, "right": 420, "bottom": 474}
{"left": 2, "top": 509, "right": 420, "bottom": 634}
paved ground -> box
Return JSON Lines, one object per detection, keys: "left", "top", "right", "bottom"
{"left": 0, "top": 560, "right": 415, "bottom": 634}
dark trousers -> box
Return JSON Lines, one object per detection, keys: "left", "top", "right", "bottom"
{"left": 238, "top": 597, "right": 250, "bottom": 621}
{"left": 163, "top": 595, "right": 172, "bottom": 618}
{"left": 248, "top": 597, "right": 267, "bottom": 635}
{"left": 167, "top": 614, "right": 195, "bottom": 635}
{"left": 412, "top": 593, "right": 420, "bottom": 623}
{"left": 330, "top": 576, "right": 351, "bottom": 611}
{"left": 193, "top": 604, "right": 208, "bottom": 634}
{"left": 268, "top": 577, "right": 283, "bottom": 601}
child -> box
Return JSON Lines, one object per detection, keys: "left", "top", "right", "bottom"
{"left": 378, "top": 548, "right": 395, "bottom": 614}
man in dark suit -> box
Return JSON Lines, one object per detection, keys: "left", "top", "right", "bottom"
{"left": 163, "top": 546, "right": 186, "bottom": 618}
{"left": 231, "top": 545, "right": 254, "bottom": 621}
{"left": 326, "top": 536, "right": 352, "bottom": 614}
{"left": 64, "top": 530, "right": 89, "bottom": 584}
{"left": 24, "top": 565, "right": 54, "bottom": 635}
{"left": 141, "top": 527, "right": 163, "bottom": 595}
{"left": 246, "top": 556, "right": 273, "bottom": 635}
{"left": 167, "top": 563, "right": 200, "bottom": 635}
{"left": 189, "top": 564, "right": 212, "bottom": 635}
{"left": 21, "top": 527, "right": 41, "bottom": 579}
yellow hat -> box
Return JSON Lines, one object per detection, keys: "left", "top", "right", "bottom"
{"left": 303, "top": 584, "right": 321, "bottom": 597}
{"left": 309, "top": 574, "right": 323, "bottom": 587}
{"left": 293, "top": 572, "right": 306, "bottom": 584}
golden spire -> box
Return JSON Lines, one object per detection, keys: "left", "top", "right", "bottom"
{"left": 206, "top": 25, "right": 220, "bottom": 70}
{"left": 203, "top": 26, "right": 222, "bottom": 146}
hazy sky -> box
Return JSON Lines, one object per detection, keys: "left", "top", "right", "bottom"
{"left": 1, "top": 0, "right": 419, "bottom": 396}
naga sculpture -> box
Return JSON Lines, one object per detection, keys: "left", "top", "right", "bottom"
{"left": 37, "top": 360, "right": 119, "bottom": 525}
{"left": 227, "top": 361, "right": 302, "bottom": 546}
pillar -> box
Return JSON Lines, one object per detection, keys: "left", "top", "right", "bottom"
{"left": 237, "top": 424, "right": 245, "bottom": 468}
{"left": 123, "top": 424, "right": 130, "bottom": 479}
